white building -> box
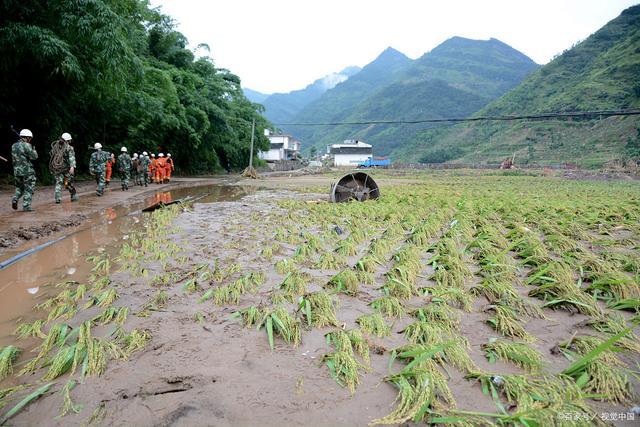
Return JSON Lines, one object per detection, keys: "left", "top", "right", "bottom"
{"left": 329, "top": 139, "right": 373, "bottom": 167}
{"left": 259, "top": 130, "right": 301, "bottom": 162}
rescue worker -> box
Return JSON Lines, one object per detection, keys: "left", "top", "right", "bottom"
{"left": 105, "top": 153, "right": 114, "bottom": 187}
{"left": 50, "top": 132, "right": 78, "bottom": 204}
{"left": 11, "top": 129, "right": 38, "bottom": 212}
{"left": 165, "top": 153, "right": 174, "bottom": 183}
{"left": 149, "top": 153, "right": 157, "bottom": 183}
{"left": 117, "top": 147, "right": 132, "bottom": 191}
{"left": 89, "top": 143, "right": 111, "bottom": 196}
{"left": 140, "top": 151, "right": 150, "bottom": 187}
{"left": 131, "top": 153, "right": 139, "bottom": 186}
{"left": 156, "top": 153, "right": 166, "bottom": 184}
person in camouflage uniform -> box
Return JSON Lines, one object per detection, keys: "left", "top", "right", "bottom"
{"left": 50, "top": 132, "right": 78, "bottom": 203}
{"left": 140, "top": 151, "right": 150, "bottom": 187}
{"left": 11, "top": 129, "right": 38, "bottom": 212}
{"left": 131, "top": 153, "right": 139, "bottom": 186}
{"left": 89, "top": 143, "right": 111, "bottom": 196}
{"left": 117, "top": 147, "right": 132, "bottom": 191}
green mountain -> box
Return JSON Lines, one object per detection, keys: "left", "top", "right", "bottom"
{"left": 291, "top": 38, "right": 538, "bottom": 156}
{"left": 287, "top": 47, "right": 413, "bottom": 145}
{"left": 257, "top": 66, "right": 361, "bottom": 124}
{"left": 395, "top": 5, "right": 640, "bottom": 167}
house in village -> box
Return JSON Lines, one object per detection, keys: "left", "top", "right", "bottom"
{"left": 258, "top": 129, "right": 301, "bottom": 162}
{"left": 328, "top": 139, "right": 373, "bottom": 167}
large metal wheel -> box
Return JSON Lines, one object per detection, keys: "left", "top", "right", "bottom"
{"left": 330, "top": 172, "right": 380, "bottom": 202}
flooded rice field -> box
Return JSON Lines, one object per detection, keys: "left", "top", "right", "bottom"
{"left": 0, "top": 173, "right": 639, "bottom": 426}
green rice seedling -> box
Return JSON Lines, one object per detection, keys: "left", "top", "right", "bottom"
{"left": 20, "top": 323, "right": 72, "bottom": 375}
{"left": 482, "top": 339, "right": 544, "bottom": 372}
{"left": 14, "top": 319, "right": 46, "bottom": 340}
{"left": 83, "top": 402, "right": 106, "bottom": 426}
{"left": 270, "top": 292, "right": 290, "bottom": 305}
{"left": 181, "top": 277, "right": 200, "bottom": 293}
{"left": 275, "top": 258, "right": 297, "bottom": 275}
{"left": 152, "top": 290, "right": 168, "bottom": 308}
{"left": 393, "top": 245, "right": 422, "bottom": 270}
{"left": 325, "top": 329, "right": 353, "bottom": 353}
{"left": 336, "top": 237, "right": 358, "bottom": 257}
{"left": 381, "top": 277, "right": 414, "bottom": 300}
{"left": 559, "top": 335, "right": 633, "bottom": 403}
{"left": 257, "top": 307, "right": 301, "bottom": 350}
{"left": 486, "top": 305, "right": 534, "bottom": 342}
{"left": 602, "top": 250, "right": 640, "bottom": 274}
{"left": 210, "top": 285, "right": 238, "bottom": 306}
{"left": 87, "top": 253, "right": 111, "bottom": 275}
{"left": 90, "top": 276, "right": 112, "bottom": 292}
{"left": 411, "top": 303, "right": 459, "bottom": 332}
{"left": 43, "top": 343, "right": 79, "bottom": 380}
{"left": 322, "top": 351, "right": 365, "bottom": 393}
{"left": 370, "top": 296, "right": 405, "bottom": 318}
{"left": 326, "top": 269, "right": 359, "bottom": 296}
{"left": 260, "top": 245, "right": 274, "bottom": 261}
{"left": 408, "top": 218, "right": 443, "bottom": 247}
{"left": 0, "top": 345, "right": 20, "bottom": 380}
{"left": 248, "top": 271, "right": 266, "bottom": 287}
{"left": 315, "top": 251, "right": 345, "bottom": 270}
{"left": 46, "top": 302, "right": 77, "bottom": 323}
{"left": 356, "top": 313, "right": 390, "bottom": 337}
{"left": 298, "top": 292, "right": 339, "bottom": 328}
{"left": 279, "top": 272, "right": 308, "bottom": 296}
{"left": 73, "top": 284, "right": 87, "bottom": 302}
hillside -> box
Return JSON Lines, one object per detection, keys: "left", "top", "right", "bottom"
{"left": 287, "top": 47, "right": 412, "bottom": 145}
{"left": 243, "top": 88, "right": 270, "bottom": 104}
{"left": 394, "top": 5, "right": 640, "bottom": 167}
{"left": 258, "top": 66, "right": 361, "bottom": 124}
{"left": 293, "top": 38, "right": 538, "bottom": 156}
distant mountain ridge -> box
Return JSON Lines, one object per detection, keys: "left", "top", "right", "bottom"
{"left": 285, "top": 37, "right": 538, "bottom": 156}
{"left": 393, "top": 5, "right": 640, "bottom": 167}
{"left": 246, "top": 66, "right": 361, "bottom": 124}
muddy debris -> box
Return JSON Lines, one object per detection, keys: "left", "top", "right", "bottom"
{"left": 0, "top": 214, "right": 86, "bottom": 248}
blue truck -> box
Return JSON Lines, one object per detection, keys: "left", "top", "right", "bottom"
{"left": 357, "top": 157, "right": 391, "bottom": 168}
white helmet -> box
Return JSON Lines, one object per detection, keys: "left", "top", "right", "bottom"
{"left": 61, "top": 132, "right": 72, "bottom": 141}
{"left": 142, "top": 151, "right": 148, "bottom": 156}
{"left": 19, "top": 129, "right": 33, "bottom": 138}
{"left": 158, "top": 153, "right": 164, "bottom": 157}
{"left": 94, "top": 142, "right": 102, "bottom": 150}
{"left": 151, "top": 153, "right": 155, "bottom": 157}
{"left": 121, "top": 147, "right": 127, "bottom": 152}
{"left": 167, "top": 153, "right": 171, "bottom": 157}
{"left": 133, "top": 153, "right": 138, "bottom": 158}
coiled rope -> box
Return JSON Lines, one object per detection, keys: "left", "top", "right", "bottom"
{"left": 49, "top": 140, "right": 67, "bottom": 174}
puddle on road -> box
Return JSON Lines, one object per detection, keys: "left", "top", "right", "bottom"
{"left": 0, "top": 184, "right": 251, "bottom": 346}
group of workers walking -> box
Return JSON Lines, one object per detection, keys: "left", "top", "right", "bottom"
{"left": 9, "top": 129, "right": 175, "bottom": 212}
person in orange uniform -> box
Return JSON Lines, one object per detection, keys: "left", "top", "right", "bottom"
{"left": 165, "top": 153, "right": 174, "bottom": 183}
{"left": 149, "top": 153, "right": 157, "bottom": 183}
{"left": 156, "top": 153, "right": 166, "bottom": 184}
{"left": 105, "top": 153, "right": 115, "bottom": 187}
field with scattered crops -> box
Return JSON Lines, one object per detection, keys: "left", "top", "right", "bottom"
{"left": 1, "top": 171, "right": 639, "bottom": 425}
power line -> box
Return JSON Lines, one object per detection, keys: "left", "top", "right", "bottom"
{"left": 274, "top": 109, "right": 640, "bottom": 126}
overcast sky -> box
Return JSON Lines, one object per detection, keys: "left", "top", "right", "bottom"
{"left": 150, "top": 0, "right": 638, "bottom": 94}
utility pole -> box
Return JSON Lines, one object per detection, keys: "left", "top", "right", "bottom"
{"left": 249, "top": 118, "right": 255, "bottom": 169}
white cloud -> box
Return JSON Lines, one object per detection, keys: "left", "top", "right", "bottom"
{"left": 150, "top": 0, "right": 637, "bottom": 93}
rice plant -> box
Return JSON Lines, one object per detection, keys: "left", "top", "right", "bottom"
{"left": 14, "top": 319, "right": 46, "bottom": 340}
{"left": 354, "top": 254, "right": 382, "bottom": 274}
{"left": 482, "top": 339, "right": 544, "bottom": 372}
{"left": 411, "top": 303, "right": 460, "bottom": 332}
{"left": 315, "top": 251, "right": 345, "bottom": 270}
{"left": 322, "top": 351, "right": 365, "bottom": 393}
{"left": 279, "top": 271, "right": 308, "bottom": 296}
{"left": 356, "top": 313, "right": 390, "bottom": 337}
{"left": 298, "top": 292, "right": 339, "bottom": 328}
{"left": 275, "top": 258, "right": 297, "bottom": 275}
{"left": 0, "top": 345, "right": 20, "bottom": 380}
{"left": 256, "top": 307, "right": 301, "bottom": 350}
{"left": 485, "top": 304, "right": 535, "bottom": 342}
{"left": 336, "top": 237, "right": 358, "bottom": 257}
{"left": 326, "top": 269, "right": 359, "bottom": 296}
{"left": 370, "top": 296, "right": 405, "bottom": 318}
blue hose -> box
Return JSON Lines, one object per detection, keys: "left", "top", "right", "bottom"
{"left": 0, "top": 235, "right": 67, "bottom": 270}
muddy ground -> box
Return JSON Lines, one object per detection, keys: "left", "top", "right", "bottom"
{"left": 1, "top": 172, "right": 639, "bottom": 426}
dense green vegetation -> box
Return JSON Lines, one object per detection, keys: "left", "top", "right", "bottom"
{"left": 0, "top": 0, "right": 270, "bottom": 180}
{"left": 396, "top": 5, "right": 640, "bottom": 167}
{"left": 286, "top": 39, "right": 537, "bottom": 157}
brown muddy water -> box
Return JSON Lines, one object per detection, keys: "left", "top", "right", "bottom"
{"left": 0, "top": 184, "right": 251, "bottom": 347}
